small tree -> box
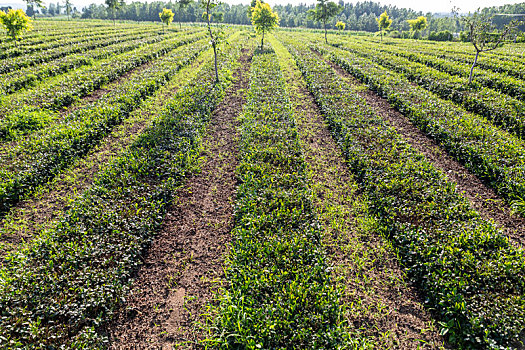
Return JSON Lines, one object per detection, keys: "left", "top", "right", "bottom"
{"left": 23, "top": 0, "right": 44, "bottom": 19}
{"left": 376, "top": 10, "right": 392, "bottom": 42}
{"left": 335, "top": 20, "right": 345, "bottom": 31}
{"left": 24, "top": 0, "right": 44, "bottom": 19}
{"left": 251, "top": 0, "right": 278, "bottom": 50}
{"left": 200, "top": 0, "right": 221, "bottom": 82}
{"left": 65, "top": 0, "right": 72, "bottom": 20}
{"left": 407, "top": 16, "right": 427, "bottom": 39}
{"left": 105, "top": 0, "right": 124, "bottom": 25}
{"left": 307, "top": 0, "right": 342, "bottom": 44}
{"left": 460, "top": 11, "right": 521, "bottom": 84}
{"left": 0, "top": 9, "right": 33, "bottom": 40}
{"left": 159, "top": 8, "right": 174, "bottom": 34}
{"left": 177, "top": 0, "right": 191, "bottom": 29}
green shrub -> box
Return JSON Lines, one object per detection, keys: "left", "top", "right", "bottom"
{"left": 0, "top": 108, "right": 58, "bottom": 140}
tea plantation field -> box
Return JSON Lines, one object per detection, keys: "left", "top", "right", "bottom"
{"left": 0, "top": 20, "right": 524, "bottom": 349}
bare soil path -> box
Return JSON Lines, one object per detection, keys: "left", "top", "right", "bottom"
{"left": 324, "top": 55, "right": 525, "bottom": 249}
{"left": 271, "top": 37, "right": 445, "bottom": 349}
{"left": 107, "top": 49, "right": 252, "bottom": 349}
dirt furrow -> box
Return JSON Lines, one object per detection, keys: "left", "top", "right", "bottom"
{"left": 325, "top": 57, "right": 525, "bottom": 249}
{"left": 272, "top": 38, "right": 445, "bottom": 349}
{"left": 0, "top": 55, "right": 210, "bottom": 261}
{"left": 107, "top": 50, "right": 252, "bottom": 349}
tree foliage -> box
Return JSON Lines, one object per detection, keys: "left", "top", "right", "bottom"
{"left": 251, "top": 0, "right": 278, "bottom": 50}
{"left": 376, "top": 10, "right": 392, "bottom": 41}
{"left": 307, "top": 0, "right": 342, "bottom": 44}
{"left": 0, "top": 9, "right": 33, "bottom": 40}
{"left": 335, "top": 20, "right": 345, "bottom": 30}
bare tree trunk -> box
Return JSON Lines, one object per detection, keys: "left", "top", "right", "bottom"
{"left": 324, "top": 20, "right": 327, "bottom": 44}
{"left": 261, "top": 31, "right": 264, "bottom": 50}
{"left": 468, "top": 50, "right": 479, "bottom": 85}
{"left": 206, "top": 2, "right": 219, "bottom": 83}
{"left": 381, "top": 30, "right": 383, "bottom": 42}
{"left": 212, "top": 43, "right": 218, "bottom": 82}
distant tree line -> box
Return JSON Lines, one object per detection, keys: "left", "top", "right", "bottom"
{"left": 480, "top": 3, "right": 525, "bottom": 31}
{"left": 26, "top": 0, "right": 521, "bottom": 39}
{"left": 78, "top": 0, "right": 462, "bottom": 33}
{"left": 25, "top": 2, "right": 80, "bottom": 18}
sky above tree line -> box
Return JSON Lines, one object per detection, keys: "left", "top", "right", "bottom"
{"left": 2, "top": 0, "right": 523, "bottom": 15}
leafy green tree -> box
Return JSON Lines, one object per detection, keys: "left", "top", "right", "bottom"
{"left": 251, "top": 0, "right": 278, "bottom": 50}
{"left": 0, "top": 9, "right": 33, "bottom": 40}
{"left": 459, "top": 11, "right": 521, "bottom": 84}
{"left": 105, "top": 0, "right": 124, "bottom": 25}
{"left": 376, "top": 10, "right": 392, "bottom": 42}
{"left": 177, "top": 0, "right": 191, "bottom": 29}
{"left": 159, "top": 8, "right": 174, "bottom": 34}
{"left": 335, "top": 20, "right": 345, "bottom": 31}
{"left": 307, "top": 0, "right": 342, "bottom": 44}
{"left": 407, "top": 16, "right": 427, "bottom": 39}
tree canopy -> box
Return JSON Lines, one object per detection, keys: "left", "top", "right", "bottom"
{"left": 0, "top": 9, "right": 33, "bottom": 40}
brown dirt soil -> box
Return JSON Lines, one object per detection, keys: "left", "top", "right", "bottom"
{"left": 0, "top": 56, "right": 208, "bottom": 262}
{"left": 276, "top": 40, "right": 445, "bottom": 348}
{"left": 107, "top": 49, "right": 252, "bottom": 349}
{"left": 325, "top": 57, "right": 525, "bottom": 249}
